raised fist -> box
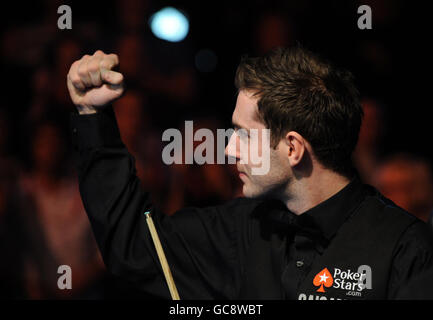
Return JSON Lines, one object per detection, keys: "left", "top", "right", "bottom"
{"left": 67, "top": 50, "right": 124, "bottom": 114}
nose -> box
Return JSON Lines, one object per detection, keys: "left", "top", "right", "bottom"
{"left": 225, "top": 131, "right": 240, "bottom": 160}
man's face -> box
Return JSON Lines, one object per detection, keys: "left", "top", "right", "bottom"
{"left": 225, "top": 90, "right": 292, "bottom": 198}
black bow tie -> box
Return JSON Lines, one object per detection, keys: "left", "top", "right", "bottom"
{"left": 265, "top": 202, "right": 329, "bottom": 253}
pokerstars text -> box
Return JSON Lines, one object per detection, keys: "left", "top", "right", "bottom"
{"left": 332, "top": 268, "right": 367, "bottom": 291}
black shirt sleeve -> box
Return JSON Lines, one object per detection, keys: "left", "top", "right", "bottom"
{"left": 388, "top": 220, "right": 433, "bottom": 299}
{"left": 69, "top": 107, "right": 258, "bottom": 299}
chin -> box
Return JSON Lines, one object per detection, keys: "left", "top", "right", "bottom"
{"left": 242, "top": 184, "right": 253, "bottom": 198}
{"left": 242, "top": 184, "right": 265, "bottom": 199}
{"left": 243, "top": 181, "right": 287, "bottom": 200}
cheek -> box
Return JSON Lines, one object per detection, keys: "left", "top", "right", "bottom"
{"left": 265, "top": 151, "right": 291, "bottom": 181}
{"left": 242, "top": 130, "right": 271, "bottom": 168}
{"left": 250, "top": 153, "right": 289, "bottom": 183}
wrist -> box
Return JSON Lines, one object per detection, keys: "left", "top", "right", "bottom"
{"left": 76, "top": 105, "right": 98, "bottom": 115}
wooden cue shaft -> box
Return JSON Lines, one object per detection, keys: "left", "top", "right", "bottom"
{"left": 144, "top": 212, "right": 180, "bottom": 300}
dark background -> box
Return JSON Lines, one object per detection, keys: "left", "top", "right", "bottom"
{"left": 0, "top": 0, "right": 432, "bottom": 299}
{"left": 0, "top": 0, "right": 430, "bottom": 157}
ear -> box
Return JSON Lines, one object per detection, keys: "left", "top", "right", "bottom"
{"left": 285, "top": 131, "right": 306, "bottom": 167}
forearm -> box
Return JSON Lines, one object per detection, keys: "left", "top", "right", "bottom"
{"left": 70, "top": 107, "right": 168, "bottom": 296}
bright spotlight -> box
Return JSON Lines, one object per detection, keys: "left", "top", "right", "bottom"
{"left": 149, "top": 7, "right": 189, "bottom": 43}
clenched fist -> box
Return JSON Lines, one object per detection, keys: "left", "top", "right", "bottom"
{"left": 67, "top": 50, "right": 124, "bottom": 114}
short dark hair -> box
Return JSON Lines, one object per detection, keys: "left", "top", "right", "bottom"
{"left": 234, "top": 45, "right": 363, "bottom": 178}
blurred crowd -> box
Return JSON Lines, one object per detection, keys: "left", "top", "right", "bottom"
{"left": 1, "top": 0, "right": 432, "bottom": 299}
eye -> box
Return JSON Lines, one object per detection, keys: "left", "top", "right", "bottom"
{"left": 236, "top": 128, "right": 249, "bottom": 141}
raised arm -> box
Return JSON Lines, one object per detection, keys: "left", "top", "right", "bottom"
{"left": 67, "top": 51, "right": 256, "bottom": 299}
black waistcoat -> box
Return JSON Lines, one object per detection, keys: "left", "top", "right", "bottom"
{"left": 238, "top": 196, "right": 416, "bottom": 300}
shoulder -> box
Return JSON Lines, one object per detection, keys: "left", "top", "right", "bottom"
{"left": 353, "top": 185, "right": 432, "bottom": 248}
{"left": 394, "top": 220, "right": 433, "bottom": 258}
{"left": 396, "top": 267, "right": 433, "bottom": 299}
{"left": 360, "top": 185, "right": 418, "bottom": 226}
{"left": 363, "top": 188, "right": 433, "bottom": 262}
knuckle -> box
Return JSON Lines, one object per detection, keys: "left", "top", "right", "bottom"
{"left": 68, "top": 73, "right": 79, "bottom": 83}
{"left": 87, "top": 61, "right": 100, "bottom": 73}
{"left": 71, "top": 75, "right": 82, "bottom": 85}
{"left": 94, "top": 50, "right": 104, "bottom": 56}
{"left": 77, "top": 66, "right": 88, "bottom": 77}
{"left": 79, "top": 55, "right": 90, "bottom": 64}
{"left": 99, "top": 60, "right": 110, "bottom": 69}
{"left": 68, "top": 61, "right": 79, "bottom": 74}
{"left": 71, "top": 60, "right": 80, "bottom": 69}
{"left": 108, "top": 53, "right": 119, "bottom": 62}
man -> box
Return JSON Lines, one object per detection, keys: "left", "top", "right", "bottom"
{"left": 67, "top": 46, "right": 433, "bottom": 300}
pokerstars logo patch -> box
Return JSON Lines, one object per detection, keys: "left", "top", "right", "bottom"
{"left": 313, "top": 268, "right": 334, "bottom": 292}
{"left": 313, "top": 265, "right": 372, "bottom": 297}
